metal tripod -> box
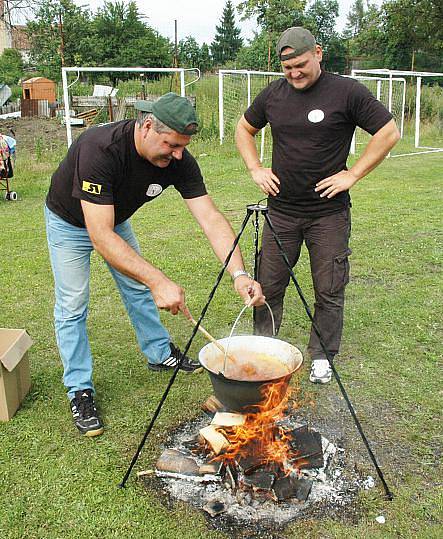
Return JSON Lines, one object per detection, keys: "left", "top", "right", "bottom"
{"left": 119, "top": 203, "right": 393, "bottom": 500}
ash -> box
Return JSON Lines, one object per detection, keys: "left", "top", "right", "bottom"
{"left": 146, "top": 414, "right": 374, "bottom": 530}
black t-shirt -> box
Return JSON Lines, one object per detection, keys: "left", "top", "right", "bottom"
{"left": 244, "top": 71, "right": 393, "bottom": 217}
{"left": 46, "top": 119, "right": 207, "bottom": 227}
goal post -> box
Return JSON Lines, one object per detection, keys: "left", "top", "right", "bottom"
{"left": 351, "top": 69, "right": 443, "bottom": 158}
{"left": 349, "top": 74, "right": 407, "bottom": 156}
{"left": 218, "top": 69, "right": 283, "bottom": 162}
{"left": 61, "top": 67, "right": 200, "bottom": 147}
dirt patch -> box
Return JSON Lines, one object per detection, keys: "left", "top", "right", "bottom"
{"left": 0, "top": 117, "right": 78, "bottom": 154}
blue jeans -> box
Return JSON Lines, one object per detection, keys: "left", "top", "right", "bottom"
{"left": 44, "top": 205, "right": 171, "bottom": 400}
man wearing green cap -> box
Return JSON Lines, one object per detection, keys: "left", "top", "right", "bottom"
{"left": 45, "top": 92, "right": 264, "bottom": 436}
{"left": 236, "top": 27, "right": 400, "bottom": 384}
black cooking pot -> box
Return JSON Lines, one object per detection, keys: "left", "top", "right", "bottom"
{"left": 199, "top": 335, "right": 303, "bottom": 413}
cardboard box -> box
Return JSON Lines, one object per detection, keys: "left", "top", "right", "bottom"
{"left": 0, "top": 328, "right": 32, "bottom": 421}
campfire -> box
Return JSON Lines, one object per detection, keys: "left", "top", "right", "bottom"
{"left": 149, "top": 379, "right": 346, "bottom": 521}
{"left": 134, "top": 337, "right": 379, "bottom": 526}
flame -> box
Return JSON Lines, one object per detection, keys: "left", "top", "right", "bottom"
{"left": 214, "top": 378, "right": 304, "bottom": 475}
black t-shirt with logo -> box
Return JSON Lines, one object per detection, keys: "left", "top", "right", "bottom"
{"left": 46, "top": 119, "right": 207, "bottom": 227}
{"left": 244, "top": 71, "right": 393, "bottom": 217}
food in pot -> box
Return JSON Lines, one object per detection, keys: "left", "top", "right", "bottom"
{"left": 206, "top": 350, "right": 291, "bottom": 381}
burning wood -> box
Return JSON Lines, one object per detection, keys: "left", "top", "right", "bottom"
{"left": 211, "top": 412, "right": 245, "bottom": 427}
{"left": 199, "top": 425, "right": 230, "bottom": 455}
{"left": 156, "top": 449, "right": 200, "bottom": 476}
{"left": 154, "top": 379, "right": 332, "bottom": 507}
{"left": 201, "top": 394, "right": 224, "bottom": 416}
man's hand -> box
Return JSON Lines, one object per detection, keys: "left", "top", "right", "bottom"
{"left": 150, "top": 276, "right": 189, "bottom": 316}
{"left": 251, "top": 167, "right": 280, "bottom": 196}
{"left": 233, "top": 275, "right": 266, "bottom": 307}
{"left": 315, "top": 170, "right": 359, "bottom": 199}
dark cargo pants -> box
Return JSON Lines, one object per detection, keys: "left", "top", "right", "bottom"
{"left": 254, "top": 207, "right": 352, "bottom": 360}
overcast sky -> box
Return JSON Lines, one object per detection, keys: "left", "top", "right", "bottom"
{"left": 72, "top": 0, "right": 368, "bottom": 45}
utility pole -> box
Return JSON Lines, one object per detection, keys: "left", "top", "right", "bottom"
{"left": 58, "top": 8, "right": 65, "bottom": 67}
{"left": 173, "top": 19, "right": 178, "bottom": 68}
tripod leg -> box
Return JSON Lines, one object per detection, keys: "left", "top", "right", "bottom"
{"left": 263, "top": 211, "right": 394, "bottom": 500}
{"left": 252, "top": 211, "right": 260, "bottom": 334}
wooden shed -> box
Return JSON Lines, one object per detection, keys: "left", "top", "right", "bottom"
{"left": 21, "top": 77, "right": 56, "bottom": 102}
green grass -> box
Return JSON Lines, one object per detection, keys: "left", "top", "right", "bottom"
{"left": 0, "top": 130, "right": 442, "bottom": 538}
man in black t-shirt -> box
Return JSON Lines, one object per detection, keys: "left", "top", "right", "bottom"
{"left": 236, "top": 27, "right": 400, "bottom": 384}
{"left": 45, "top": 92, "right": 264, "bottom": 437}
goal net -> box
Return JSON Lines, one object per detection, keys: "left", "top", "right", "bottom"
{"left": 351, "top": 69, "right": 443, "bottom": 158}
{"left": 218, "top": 70, "right": 283, "bottom": 162}
{"left": 61, "top": 67, "right": 200, "bottom": 147}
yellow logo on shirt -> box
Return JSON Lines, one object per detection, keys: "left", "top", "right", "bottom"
{"left": 82, "top": 181, "right": 102, "bottom": 195}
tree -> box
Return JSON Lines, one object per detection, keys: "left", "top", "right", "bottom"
{"left": 178, "top": 37, "right": 213, "bottom": 72}
{"left": 27, "top": 0, "right": 94, "bottom": 80}
{"left": 304, "top": 0, "right": 339, "bottom": 46}
{"left": 238, "top": 0, "right": 305, "bottom": 69}
{"left": 91, "top": 1, "right": 171, "bottom": 69}
{"left": 345, "top": 0, "right": 366, "bottom": 37}
{"left": 199, "top": 43, "right": 213, "bottom": 72}
{"left": 236, "top": 30, "right": 281, "bottom": 71}
{"left": 238, "top": 0, "right": 306, "bottom": 34}
{"left": 381, "top": 0, "right": 442, "bottom": 70}
{"left": 0, "top": 48, "right": 23, "bottom": 85}
{"left": 26, "top": 1, "right": 172, "bottom": 80}
{"left": 303, "top": 0, "right": 345, "bottom": 72}
{"left": 178, "top": 36, "right": 201, "bottom": 68}
{"left": 211, "top": 1, "right": 243, "bottom": 65}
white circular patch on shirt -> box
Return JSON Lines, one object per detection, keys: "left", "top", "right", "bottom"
{"left": 146, "top": 184, "right": 163, "bottom": 197}
{"left": 308, "top": 109, "right": 325, "bottom": 123}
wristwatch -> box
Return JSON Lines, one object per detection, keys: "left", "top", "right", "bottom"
{"left": 231, "top": 269, "right": 252, "bottom": 281}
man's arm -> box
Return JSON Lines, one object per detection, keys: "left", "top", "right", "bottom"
{"left": 81, "top": 200, "right": 189, "bottom": 316}
{"left": 184, "top": 195, "right": 265, "bottom": 307}
{"left": 315, "top": 119, "right": 400, "bottom": 198}
{"left": 235, "top": 116, "right": 280, "bottom": 196}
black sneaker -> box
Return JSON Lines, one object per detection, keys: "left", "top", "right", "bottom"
{"left": 148, "top": 343, "right": 202, "bottom": 373}
{"left": 70, "top": 389, "right": 104, "bottom": 437}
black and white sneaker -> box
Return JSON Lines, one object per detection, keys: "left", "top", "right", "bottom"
{"left": 148, "top": 342, "right": 202, "bottom": 373}
{"left": 70, "top": 389, "right": 104, "bottom": 437}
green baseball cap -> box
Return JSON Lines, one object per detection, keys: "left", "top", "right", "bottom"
{"left": 134, "top": 92, "right": 198, "bottom": 135}
{"left": 276, "top": 26, "right": 316, "bottom": 61}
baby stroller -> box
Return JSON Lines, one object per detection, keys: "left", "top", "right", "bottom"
{"left": 0, "top": 134, "right": 17, "bottom": 201}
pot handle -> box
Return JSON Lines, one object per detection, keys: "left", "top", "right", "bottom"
{"left": 223, "top": 301, "right": 276, "bottom": 374}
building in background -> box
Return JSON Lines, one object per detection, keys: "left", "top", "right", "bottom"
{"left": 0, "top": 0, "right": 30, "bottom": 61}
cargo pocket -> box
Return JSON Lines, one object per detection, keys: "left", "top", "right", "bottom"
{"left": 331, "top": 248, "right": 352, "bottom": 294}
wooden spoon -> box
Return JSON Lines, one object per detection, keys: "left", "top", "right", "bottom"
{"left": 188, "top": 317, "right": 237, "bottom": 367}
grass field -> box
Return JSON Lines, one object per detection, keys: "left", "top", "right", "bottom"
{"left": 0, "top": 121, "right": 442, "bottom": 538}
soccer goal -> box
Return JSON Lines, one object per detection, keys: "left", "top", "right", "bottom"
{"left": 218, "top": 69, "right": 283, "bottom": 162}
{"left": 61, "top": 67, "right": 200, "bottom": 147}
{"left": 351, "top": 69, "right": 443, "bottom": 158}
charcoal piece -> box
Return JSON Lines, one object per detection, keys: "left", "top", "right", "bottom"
{"left": 237, "top": 453, "right": 266, "bottom": 475}
{"left": 264, "top": 460, "right": 283, "bottom": 476}
{"left": 155, "top": 449, "right": 199, "bottom": 476}
{"left": 289, "top": 426, "right": 323, "bottom": 460}
{"left": 241, "top": 469, "right": 275, "bottom": 491}
{"left": 294, "top": 477, "right": 313, "bottom": 502}
{"left": 272, "top": 475, "right": 313, "bottom": 502}
{"left": 199, "top": 459, "right": 225, "bottom": 476}
{"left": 203, "top": 500, "right": 226, "bottom": 517}
{"left": 295, "top": 453, "right": 325, "bottom": 470}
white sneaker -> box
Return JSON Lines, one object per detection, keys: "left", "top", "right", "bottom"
{"left": 309, "top": 359, "right": 332, "bottom": 384}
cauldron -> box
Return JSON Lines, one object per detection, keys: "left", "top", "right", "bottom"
{"left": 199, "top": 335, "right": 303, "bottom": 413}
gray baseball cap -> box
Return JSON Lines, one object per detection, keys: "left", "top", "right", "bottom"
{"left": 276, "top": 27, "right": 316, "bottom": 60}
